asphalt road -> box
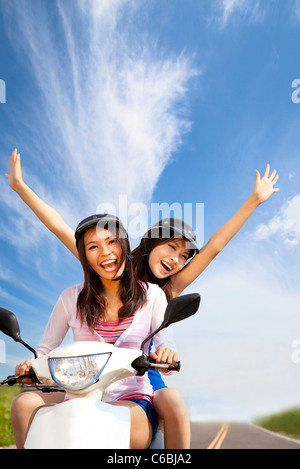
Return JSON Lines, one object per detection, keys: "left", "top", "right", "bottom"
{"left": 2, "top": 422, "right": 299, "bottom": 450}
{"left": 191, "top": 422, "right": 300, "bottom": 449}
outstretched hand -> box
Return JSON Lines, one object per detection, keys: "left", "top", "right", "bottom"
{"left": 5, "top": 148, "right": 23, "bottom": 191}
{"left": 253, "top": 164, "right": 279, "bottom": 205}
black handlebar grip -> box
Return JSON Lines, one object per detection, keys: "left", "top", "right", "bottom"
{"left": 5, "top": 375, "right": 18, "bottom": 386}
{"left": 167, "top": 361, "right": 181, "bottom": 372}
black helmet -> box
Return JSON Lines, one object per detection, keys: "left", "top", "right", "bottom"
{"left": 75, "top": 213, "right": 128, "bottom": 249}
{"left": 141, "top": 218, "right": 199, "bottom": 254}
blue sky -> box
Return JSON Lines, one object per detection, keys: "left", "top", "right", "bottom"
{"left": 0, "top": 0, "right": 300, "bottom": 422}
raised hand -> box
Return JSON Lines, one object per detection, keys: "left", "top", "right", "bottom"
{"left": 5, "top": 148, "right": 24, "bottom": 191}
{"left": 253, "top": 164, "right": 279, "bottom": 205}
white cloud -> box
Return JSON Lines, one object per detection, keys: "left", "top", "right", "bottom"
{"left": 0, "top": 286, "right": 11, "bottom": 300}
{"left": 79, "top": 0, "right": 127, "bottom": 18}
{"left": 222, "top": 0, "right": 245, "bottom": 23}
{"left": 216, "top": 0, "right": 300, "bottom": 28}
{"left": 167, "top": 257, "right": 300, "bottom": 421}
{"left": 294, "top": 0, "right": 300, "bottom": 22}
{"left": 1, "top": 0, "right": 198, "bottom": 253}
{"left": 0, "top": 176, "right": 57, "bottom": 251}
{"left": 0, "top": 266, "right": 11, "bottom": 282}
{"left": 254, "top": 195, "right": 300, "bottom": 248}
{"left": 215, "top": 0, "right": 270, "bottom": 27}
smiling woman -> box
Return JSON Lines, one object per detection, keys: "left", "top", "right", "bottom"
{"left": 84, "top": 229, "right": 124, "bottom": 278}
{"left": 149, "top": 239, "right": 190, "bottom": 277}
{"left": 75, "top": 214, "right": 145, "bottom": 328}
{"left": 10, "top": 213, "right": 179, "bottom": 449}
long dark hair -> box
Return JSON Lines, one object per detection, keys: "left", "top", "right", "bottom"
{"left": 76, "top": 226, "right": 147, "bottom": 332}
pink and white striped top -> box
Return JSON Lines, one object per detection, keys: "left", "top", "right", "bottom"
{"left": 94, "top": 316, "right": 135, "bottom": 345}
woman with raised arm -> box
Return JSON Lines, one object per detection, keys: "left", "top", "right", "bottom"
{"left": 6, "top": 149, "right": 279, "bottom": 448}
{"left": 11, "top": 214, "right": 177, "bottom": 449}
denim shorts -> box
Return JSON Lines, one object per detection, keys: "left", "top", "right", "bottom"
{"left": 128, "top": 398, "right": 158, "bottom": 445}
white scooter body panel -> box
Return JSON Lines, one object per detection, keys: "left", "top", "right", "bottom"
{"left": 25, "top": 398, "right": 131, "bottom": 449}
{"left": 31, "top": 341, "right": 142, "bottom": 397}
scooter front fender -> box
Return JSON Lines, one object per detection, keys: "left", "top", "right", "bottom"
{"left": 24, "top": 398, "right": 131, "bottom": 449}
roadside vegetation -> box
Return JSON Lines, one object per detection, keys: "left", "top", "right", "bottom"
{"left": 255, "top": 407, "right": 300, "bottom": 439}
{"left": 0, "top": 386, "right": 20, "bottom": 447}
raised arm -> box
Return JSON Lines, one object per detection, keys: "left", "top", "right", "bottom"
{"left": 171, "top": 164, "right": 280, "bottom": 296}
{"left": 5, "top": 149, "right": 78, "bottom": 258}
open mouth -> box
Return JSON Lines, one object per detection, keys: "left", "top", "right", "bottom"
{"left": 160, "top": 260, "right": 173, "bottom": 273}
{"left": 100, "top": 259, "right": 118, "bottom": 272}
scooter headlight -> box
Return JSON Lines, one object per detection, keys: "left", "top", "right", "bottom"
{"left": 48, "top": 353, "right": 111, "bottom": 391}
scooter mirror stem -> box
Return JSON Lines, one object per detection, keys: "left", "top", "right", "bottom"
{"left": 140, "top": 293, "right": 201, "bottom": 352}
{"left": 17, "top": 338, "right": 38, "bottom": 359}
{"left": 140, "top": 324, "right": 164, "bottom": 353}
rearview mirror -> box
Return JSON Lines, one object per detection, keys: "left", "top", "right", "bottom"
{"left": 140, "top": 293, "right": 201, "bottom": 352}
{"left": 0, "top": 307, "right": 37, "bottom": 358}
{"left": 159, "top": 293, "right": 201, "bottom": 330}
{"left": 0, "top": 307, "right": 22, "bottom": 342}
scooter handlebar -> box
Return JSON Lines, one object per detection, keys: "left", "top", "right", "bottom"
{"left": 1, "top": 370, "right": 64, "bottom": 393}
{"left": 1, "top": 369, "right": 36, "bottom": 386}
{"left": 149, "top": 355, "right": 180, "bottom": 368}
{"left": 149, "top": 358, "right": 181, "bottom": 372}
{"left": 131, "top": 354, "right": 181, "bottom": 375}
{"left": 165, "top": 361, "right": 181, "bottom": 372}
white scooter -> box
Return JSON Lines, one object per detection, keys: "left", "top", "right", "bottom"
{"left": 0, "top": 293, "right": 200, "bottom": 449}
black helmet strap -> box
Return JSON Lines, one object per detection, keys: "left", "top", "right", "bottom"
{"left": 112, "top": 252, "right": 133, "bottom": 281}
{"left": 139, "top": 239, "right": 150, "bottom": 260}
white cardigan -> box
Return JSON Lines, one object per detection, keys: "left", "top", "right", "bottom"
{"left": 36, "top": 282, "right": 175, "bottom": 402}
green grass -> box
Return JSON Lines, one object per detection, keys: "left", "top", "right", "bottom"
{"left": 0, "top": 387, "right": 20, "bottom": 447}
{"left": 255, "top": 407, "right": 300, "bottom": 439}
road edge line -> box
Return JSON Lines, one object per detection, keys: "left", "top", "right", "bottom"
{"left": 250, "top": 423, "right": 300, "bottom": 446}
